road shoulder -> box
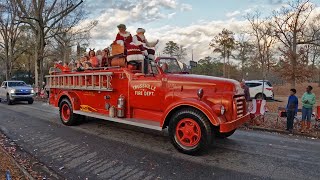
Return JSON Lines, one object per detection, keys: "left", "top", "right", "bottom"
{"left": 0, "top": 132, "right": 62, "bottom": 179}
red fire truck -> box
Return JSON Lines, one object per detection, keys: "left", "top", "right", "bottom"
{"left": 46, "top": 53, "right": 250, "bottom": 154}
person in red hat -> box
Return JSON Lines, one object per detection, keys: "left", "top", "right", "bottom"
{"left": 132, "top": 28, "right": 159, "bottom": 60}
{"left": 114, "top": 24, "right": 132, "bottom": 47}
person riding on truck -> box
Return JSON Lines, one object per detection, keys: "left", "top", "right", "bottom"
{"left": 113, "top": 24, "right": 132, "bottom": 48}
{"left": 132, "top": 28, "right": 159, "bottom": 61}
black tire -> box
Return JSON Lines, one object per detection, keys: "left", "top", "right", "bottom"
{"left": 255, "top": 93, "right": 266, "bottom": 100}
{"left": 215, "top": 129, "right": 236, "bottom": 138}
{"left": 28, "top": 99, "right": 34, "bottom": 104}
{"left": 59, "top": 98, "right": 78, "bottom": 126}
{"left": 6, "top": 94, "right": 12, "bottom": 105}
{"left": 169, "top": 108, "right": 212, "bottom": 155}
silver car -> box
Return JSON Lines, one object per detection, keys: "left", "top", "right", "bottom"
{"left": 0, "top": 80, "right": 35, "bottom": 105}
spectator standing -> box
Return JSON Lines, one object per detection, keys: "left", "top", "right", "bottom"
{"left": 286, "top": 89, "right": 298, "bottom": 133}
{"left": 240, "top": 80, "right": 250, "bottom": 103}
{"left": 301, "top": 85, "right": 316, "bottom": 133}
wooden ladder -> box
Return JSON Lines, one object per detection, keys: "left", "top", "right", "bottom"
{"left": 45, "top": 72, "right": 113, "bottom": 91}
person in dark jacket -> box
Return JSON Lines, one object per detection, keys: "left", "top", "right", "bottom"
{"left": 286, "top": 88, "right": 298, "bottom": 133}
{"left": 240, "top": 80, "right": 250, "bottom": 101}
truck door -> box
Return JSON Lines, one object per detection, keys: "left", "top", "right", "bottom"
{"left": 129, "top": 74, "right": 165, "bottom": 112}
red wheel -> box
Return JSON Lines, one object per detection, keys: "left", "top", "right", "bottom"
{"left": 175, "top": 118, "right": 201, "bottom": 147}
{"left": 61, "top": 104, "right": 71, "bottom": 122}
{"left": 59, "top": 98, "right": 78, "bottom": 126}
{"left": 169, "top": 108, "right": 212, "bottom": 155}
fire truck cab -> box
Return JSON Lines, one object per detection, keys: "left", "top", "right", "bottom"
{"left": 46, "top": 55, "right": 250, "bottom": 154}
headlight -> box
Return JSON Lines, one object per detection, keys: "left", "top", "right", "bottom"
{"left": 31, "top": 89, "right": 35, "bottom": 93}
{"left": 9, "top": 89, "right": 15, "bottom": 94}
{"left": 220, "top": 106, "right": 225, "bottom": 115}
{"left": 213, "top": 104, "right": 226, "bottom": 116}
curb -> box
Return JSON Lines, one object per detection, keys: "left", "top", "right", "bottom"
{"left": 248, "top": 126, "right": 319, "bottom": 139}
{"left": 0, "top": 146, "right": 34, "bottom": 180}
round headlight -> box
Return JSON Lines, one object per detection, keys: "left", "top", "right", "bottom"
{"left": 220, "top": 106, "right": 225, "bottom": 115}
{"left": 213, "top": 104, "right": 225, "bottom": 116}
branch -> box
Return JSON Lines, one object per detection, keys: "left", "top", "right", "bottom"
{"left": 45, "top": 0, "right": 58, "bottom": 21}
{"left": 44, "top": 0, "right": 83, "bottom": 35}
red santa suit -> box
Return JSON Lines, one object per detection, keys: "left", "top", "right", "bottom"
{"left": 114, "top": 31, "right": 133, "bottom": 47}
{"left": 132, "top": 33, "right": 157, "bottom": 60}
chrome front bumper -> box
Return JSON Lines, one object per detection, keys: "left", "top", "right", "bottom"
{"left": 9, "top": 94, "right": 34, "bottom": 100}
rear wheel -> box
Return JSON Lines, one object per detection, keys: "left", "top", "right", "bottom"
{"left": 169, "top": 108, "right": 212, "bottom": 155}
{"left": 255, "top": 93, "right": 266, "bottom": 100}
{"left": 6, "top": 94, "right": 12, "bottom": 105}
{"left": 59, "top": 98, "right": 78, "bottom": 126}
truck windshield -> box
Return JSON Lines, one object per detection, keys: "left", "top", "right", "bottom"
{"left": 8, "top": 81, "right": 27, "bottom": 87}
{"left": 158, "top": 58, "right": 182, "bottom": 73}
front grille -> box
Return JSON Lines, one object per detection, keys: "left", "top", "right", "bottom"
{"left": 234, "top": 95, "right": 246, "bottom": 118}
{"left": 15, "top": 93, "right": 31, "bottom": 95}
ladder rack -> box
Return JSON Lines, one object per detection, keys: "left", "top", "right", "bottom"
{"left": 45, "top": 72, "right": 113, "bottom": 91}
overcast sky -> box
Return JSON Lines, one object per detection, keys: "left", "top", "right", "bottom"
{"left": 82, "top": 0, "right": 320, "bottom": 63}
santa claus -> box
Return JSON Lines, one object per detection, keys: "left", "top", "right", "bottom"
{"left": 113, "top": 24, "right": 132, "bottom": 47}
{"left": 132, "top": 28, "right": 159, "bottom": 60}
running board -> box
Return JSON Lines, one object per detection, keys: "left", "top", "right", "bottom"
{"left": 73, "top": 110, "right": 162, "bottom": 131}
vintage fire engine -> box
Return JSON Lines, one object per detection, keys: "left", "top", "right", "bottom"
{"left": 46, "top": 47, "right": 250, "bottom": 154}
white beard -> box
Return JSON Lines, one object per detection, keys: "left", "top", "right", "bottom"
{"left": 119, "top": 31, "right": 131, "bottom": 38}
{"left": 137, "top": 34, "right": 146, "bottom": 41}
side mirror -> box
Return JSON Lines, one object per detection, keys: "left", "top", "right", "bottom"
{"left": 1, "top": 85, "right": 6, "bottom": 88}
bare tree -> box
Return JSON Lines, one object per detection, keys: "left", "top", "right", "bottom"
{"left": 235, "top": 33, "right": 255, "bottom": 79}
{"left": 175, "top": 45, "right": 187, "bottom": 62}
{"left": 210, "top": 28, "right": 236, "bottom": 78}
{"left": 49, "top": 6, "right": 97, "bottom": 63}
{"left": 14, "top": 0, "right": 84, "bottom": 88}
{"left": 163, "top": 41, "right": 179, "bottom": 57}
{"left": 0, "top": 0, "right": 23, "bottom": 80}
{"left": 246, "top": 11, "right": 277, "bottom": 79}
{"left": 272, "top": 0, "right": 320, "bottom": 87}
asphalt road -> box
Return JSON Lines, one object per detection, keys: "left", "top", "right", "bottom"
{"left": 0, "top": 101, "right": 319, "bottom": 180}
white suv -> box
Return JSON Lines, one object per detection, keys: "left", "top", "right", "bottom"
{"left": 245, "top": 80, "right": 274, "bottom": 100}
{"left": 0, "top": 80, "right": 35, "bottom": 105}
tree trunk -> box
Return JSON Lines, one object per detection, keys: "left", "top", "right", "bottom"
{"left": 318, "top": 68, "right": 320, "bottom": 87}
{"left": 227, "top": 55, "right": 230, "bottom": 79}
{"left": 34, "top": 28, "right": 45, "bottom": 89}
{"left": 28, "top": 54, "right": 31, "bottom": 84}
{"left": 241, "top": 60, "right": 244, "bottom": 79}
{"left": 34, "top": 46, "right": 38, "bottom": 88}
{"left": 291, "top": 31, "right": 297, "bottom": 88}
{"left": 223, "top": 46, "right": 226, "bottom": 78}
{"left": 63, "top": 43, "right": 68, "bottom": 64}
{"left": 5, "top": 45, "right": 9, "bottom": 80}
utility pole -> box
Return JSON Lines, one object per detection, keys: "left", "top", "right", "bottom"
{"left": 192, "top": 49, "right": 194, "bottom": 61}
